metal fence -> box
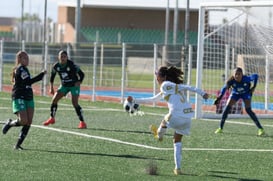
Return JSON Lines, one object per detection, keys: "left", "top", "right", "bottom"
{"left": 0, "top": 40, "right": 195, "bottom": 105}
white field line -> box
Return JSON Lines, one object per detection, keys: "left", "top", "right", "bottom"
{"left": 1, "top": 97, "right": 273, "bottom": 152}
{"left": 32, "top": 125, "right": 173, "bottom": 151}
{"left": 30, "top": 125, "right": 273, "bottom": 152}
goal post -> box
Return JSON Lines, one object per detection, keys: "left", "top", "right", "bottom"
{"left": 196, "top": 1, "right": 273, "bottom": 119}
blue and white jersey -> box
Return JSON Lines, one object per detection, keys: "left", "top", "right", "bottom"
{"left": 220, "top": 74, "right": 258, "bottom": 96}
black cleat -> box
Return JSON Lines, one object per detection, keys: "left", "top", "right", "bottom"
{"left": 2, "top": 119, "right": 12, "bottom": 134}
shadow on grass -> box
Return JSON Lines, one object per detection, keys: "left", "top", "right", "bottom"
{"left": 65, "top": 127, "right": 173, "bottom": 137}
{"left": 24, "top": 148, "right": 166, "bottom": 161}
{"left": 208, "top": 170, "right": 263, "bottom": 181}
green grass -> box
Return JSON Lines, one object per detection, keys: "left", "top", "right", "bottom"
{"left": 0, "top": 91, "right": 273, "bottom": 180}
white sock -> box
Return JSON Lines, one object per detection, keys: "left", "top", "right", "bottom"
{"left": 157, "top": 126, "right": 167, "bottom": 139}
{"left": 174, "top": 142, "right": 182, "bottom": 169}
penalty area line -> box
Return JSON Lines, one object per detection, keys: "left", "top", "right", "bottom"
{"left": 32, "top": 125, "right": 173, "bottom": 151}
{"left": 32, "top": 125, "right": 273, "bottom": 152}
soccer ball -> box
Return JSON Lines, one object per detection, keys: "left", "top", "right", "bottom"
{"left": 123, "top": 98, "right": 139, "bottom": 114}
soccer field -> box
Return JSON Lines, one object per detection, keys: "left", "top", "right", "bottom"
{"left": 0, "top": 92, "right": 273, "bottom": 181}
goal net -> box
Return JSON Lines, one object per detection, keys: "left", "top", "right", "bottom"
{"left": 196, "top": 1, "right": 273, "bottom": 119}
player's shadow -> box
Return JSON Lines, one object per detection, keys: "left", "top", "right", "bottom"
{"left": 208, "top": 171, "right": 263, "bottom": 181}
{"left": 24, "top": 148, "right": 166, "bottom": 161}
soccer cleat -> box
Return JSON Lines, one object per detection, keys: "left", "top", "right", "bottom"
{"left": 149, "top": 124, "right": 158, "bottom": 138}
{"left": 14, "top": 145, "right": 24, "bottom": 150}
{"left": 173, "top": 169, "right": 182, "bottom": 175}
{"left": 78, "top": 121, "right": 87, "bottom": 129}
{"left": 257, "top": 128, "right": 265, "bottom": 136}
{"left": 149, "top": 125, "right": 163, "bottom": 141}
{"left": 214, "top": 128, "right": 223, "bottom": 134}
{"left": 43, "top": 117, "right": 55, "bottom": 126}
{"left": 2, "top": 119, "right": 12, "bottom": 134}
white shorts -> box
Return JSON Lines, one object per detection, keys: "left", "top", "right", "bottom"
{"left": 165, "top": 114, "right": 192, "bottom": 135}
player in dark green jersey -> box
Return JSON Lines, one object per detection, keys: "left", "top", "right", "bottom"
{"left": 43, "top": 50, "right": 87, "bottom": 128}
{"left": 2, "top": 51, "right": 46, "bottom": 150}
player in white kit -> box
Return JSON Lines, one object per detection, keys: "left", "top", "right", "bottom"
{"left": 127, "top": 66, "right": 208, "bottom": 175}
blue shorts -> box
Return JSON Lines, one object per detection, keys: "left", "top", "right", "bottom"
{"left": 230, "top": 93, "right": 251, "bottom": 101}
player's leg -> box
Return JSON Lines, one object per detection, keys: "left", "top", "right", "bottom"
{"left": 215, "top": 97, "right": 237, "bottom": 133}
{"left": 173, "top": 133, "right": 183, "bottom": 175}
{"left": 244, "top": 99, "right": 265, "bottom": 136}
{"left": 149, "top": 119, "right": 167, "bottom": 141}
{"left": 2, "top": 99, "right": 27, "bottom": 134}
{"left": 43, "top": 91, "right": 65, "bottom": 126}
{"left": 71, "top": 86, "right": 86, "bottom": 129}
{"left": 157, "top": 120, "right": 167, "bottom": 141}
{"left": 14, "top": 100, "right": 34, "bottom": 149}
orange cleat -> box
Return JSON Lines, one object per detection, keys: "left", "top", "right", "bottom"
{"left": 78, "top": 121, "right": 87, "bottom": 129}
{"left": 43, "top": 117, "right": 55, "bottom": 126}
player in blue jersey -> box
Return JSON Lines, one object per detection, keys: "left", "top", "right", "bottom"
{"left": 214, "top": 67, "right": 265, "bottom": 136}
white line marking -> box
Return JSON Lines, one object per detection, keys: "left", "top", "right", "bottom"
{"left": 32, "top": 125, "right": 173, "bottom": 151}
{"left": 31, "top": 125, "right": 273, "bottom": 152}
{"left": 1, "top": 97, "right": 273, "bottom": 152}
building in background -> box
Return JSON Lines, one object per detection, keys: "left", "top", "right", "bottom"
{"left": 0, "top": 17, "right": 17, "bottom": 41}
{"left": 56, "top": 1, "right": 199, "bottom": 44}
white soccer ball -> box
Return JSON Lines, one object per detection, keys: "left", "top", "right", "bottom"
{"left": 123, "top": 99, "right": 139, "bottom": 114}
{"left": 123, "top": 96, "right": 144, "bottom": 116}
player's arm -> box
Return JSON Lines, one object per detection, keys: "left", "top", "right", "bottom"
{"left": 18, "top": 68, "right": 45, "bottom": 85}
{"left": 49, "top": 68, "right": 57, "bottom": 95}
{"left": 75, "top": 65, "right": 84, "bottom": 86}
{"left": 214, "top": 84, "right": 229, "bottom": 105}
{"left": 177, "top": 84, "right": 208, "bottom": 99}
{"left": 28, "top": 71, "right": 46, "bottom": 84}
{"left": 249, "top": 73, "right": 258, "bottom": 94}
{"left": 133, "top": 93, "right": 162, "bottom": 104}
{"left": 77, "top": 68, "right": 85, "bottom": 83}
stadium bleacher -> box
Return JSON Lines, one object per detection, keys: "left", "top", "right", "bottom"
{"left": 81, "top": 27, "right": 198, "bottom": 44}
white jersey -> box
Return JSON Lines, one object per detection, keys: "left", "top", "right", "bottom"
{"left": 134, "top": 81, "right": 206, "bottom": 135}
{"left": 135, "top": 81, "right": 206, "bottom": 119}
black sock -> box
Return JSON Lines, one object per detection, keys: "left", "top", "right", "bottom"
{"left": 10, "top": 119, "right": 21, "bottom": 126}
{"left": 220, "top": 105, "right": 231, "bottom": 129}
{"left": 16, "top": 125, "right": 31, "bottom": 147}
{"left": 50, "top": 104, "right": 58, "bottom": 117}
{"left": 75, "top": 105, "right": 84, "bottom": 121}
{"left": 245, "top": 107, "right": 263, "bottom": 129}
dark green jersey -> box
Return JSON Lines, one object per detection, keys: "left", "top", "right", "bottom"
{"left": 12, "top": 65, "right": 45, "bottom": 100}
{"left": 50, "top": 60, "right": 84, "bottom": 87}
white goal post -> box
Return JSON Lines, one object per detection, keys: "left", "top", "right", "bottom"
{"left": 196, "top": 1, "right": 273, "bottom": 119}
